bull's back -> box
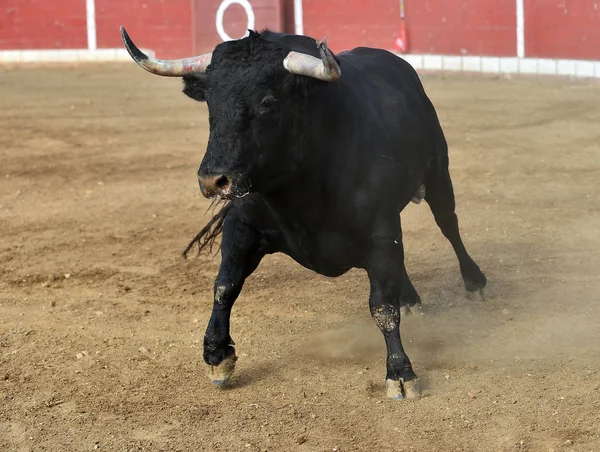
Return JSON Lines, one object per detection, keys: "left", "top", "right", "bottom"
{"left": 333, "top": 48, "right": 443, "bottom": 186}
{"left": 338, "top": 48, "right": 440, "bottom": 145}
{"left": 338, "top": 47, "right": 425, "bottom": 95}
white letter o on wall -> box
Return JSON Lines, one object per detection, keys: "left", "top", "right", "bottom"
{"left": 216, "top": 0, "right": 256, "bottom": 42}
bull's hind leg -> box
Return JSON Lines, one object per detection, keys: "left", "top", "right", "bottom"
{"left": 203, "top": 206, "right": 264, "bottom": 385}
{"left": 425, "top": 158, "right": 487, "bottom": 292}
{"left": 400, "top": 262, "right": 421, "bottom": 314}
{"left": 398, "top": 216, "right": 421, "bottom": 311}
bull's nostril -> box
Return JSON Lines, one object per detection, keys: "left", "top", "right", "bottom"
{"left": 197, "top": 174, "right": 232, "bottom": 198}
{"left": 216, "top": 175, "right": 231, "bottom": 190}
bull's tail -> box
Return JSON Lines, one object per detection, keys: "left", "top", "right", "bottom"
{"left": 182, "top": 201, "right": 232, "bottom": 258}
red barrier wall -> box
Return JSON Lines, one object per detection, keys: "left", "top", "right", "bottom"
{"left": 525, "top": 0, "right": 600, "bottom": 60}
{"left": 1, "top": 0, "right": 599, "bottom": 61}
{"left": 96, "top": 0, "right": 193, "bottom": 58}
{"left": 0, "top": 0, "right": 87, "bottom": 49}
{"left": 303, "top": 0, "right": 516, "bottom": 55}
{"left": 404, "top": 0, "right": 516, "bottom": 56}
{"left": 302, "top": 0, "right": 399, "bottom": 53}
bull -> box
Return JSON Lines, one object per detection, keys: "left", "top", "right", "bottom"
{"left": 120, "top": 27, "right": 487, "bottom": 399}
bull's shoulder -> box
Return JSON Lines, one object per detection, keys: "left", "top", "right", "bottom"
{"left": 338, "top": 47, "right": 411, "bottom": 65}
{"left": 336, "top": 47, "right": 420, "bottom": 86}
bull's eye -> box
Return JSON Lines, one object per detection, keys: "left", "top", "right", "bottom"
{"left": 259, "top": 95, "right": 277, "bottom": 113}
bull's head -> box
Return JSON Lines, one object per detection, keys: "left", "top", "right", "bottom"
{"left": 120, "top": 27, "right": 341, "bottom": 199}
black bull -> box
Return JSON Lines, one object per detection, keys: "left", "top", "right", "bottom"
{"left": 121, "top": 28, "right": 487, "bottom": 400}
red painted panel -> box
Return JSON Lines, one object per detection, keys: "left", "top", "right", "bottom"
{"left": 96, "top": 0, "right": 194, "bottom": 58}
{"left": 304, "top": 0, "right": 516, "bottom": 56}
{"left": 2, "top": 0, "right": 600, "bottom": 62}
{"left": 407, "top": 0, "right": 516, "bottom": 55}
{"left": 303, "top": 0, "right": 399, "bottom": 53}
{"left": 0, "top": 0, "right": 87, "bottom": 50}
{"left": 194, "top": 0, "right": 284, "bottom": 54}
{"left": 525, "top": 0, "right": 600, "bottom": 59}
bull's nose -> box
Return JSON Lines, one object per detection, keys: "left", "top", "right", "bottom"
{"left": 198, "top": 174, "right": 232, "bottom": 198}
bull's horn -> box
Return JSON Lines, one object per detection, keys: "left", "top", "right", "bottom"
{"left": 283, "top": 39, "right": 341, "bottom": 81}
{"left": 120, "top": 26, "right": 212, "bottom": 76}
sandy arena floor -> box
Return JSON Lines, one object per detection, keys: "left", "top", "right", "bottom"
{"left": 1, "top": 64, "right": 599, "bottom": 451}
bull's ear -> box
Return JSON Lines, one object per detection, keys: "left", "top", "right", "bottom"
{"left": 182, "top": 74, "right": 206, "bottom": 102}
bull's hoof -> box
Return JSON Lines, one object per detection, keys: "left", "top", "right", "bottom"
{"left": 467, "top": 288, "right": 489, "bottom": 302}
{"left": 410, "top": 184, "right": 426, "bottom": 204}
{"left": 400, "top": 290, "right": 421, "bottom": 310}
{"left": 207, "top": 353, "right": 238, "bottom": 386}
{"left": 403, "top": 378, "right": 422, "bottom": 398}
{"left": 386, "top": 378, "right": 422, "bottom": 400}
{"left": 463, "top": 267, "right": 487, "bottom": 293}
{"left": 399, "top": 305, "right": 413, "bottom": 318}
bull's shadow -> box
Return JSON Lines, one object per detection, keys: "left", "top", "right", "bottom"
{"left": 220, "top": 360, "right": 280, "bottom": 390}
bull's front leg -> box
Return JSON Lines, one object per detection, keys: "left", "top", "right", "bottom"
{"left": 203, "top": 208, "right": 264, "bottom": 385}
{"left": 367, "top": 228, "right": 422, "bottom": 400}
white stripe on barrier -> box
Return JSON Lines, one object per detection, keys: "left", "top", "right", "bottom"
{"left": 516, "top": 0, "right": 525, "bottom": 58}
{"left": 399, "top": 54, "right": 600, "bottom": 79}
{"left": 86, "top": 0, "right": 97, "bottom": 51}
{"left": 294, "top": 0, "right": 304, "bottom": 35}
{"left": 0, "top": 49, "right": 599, "bottom": 79}
{"left": 0, "top": 48, "right": 155, "bottom": 63}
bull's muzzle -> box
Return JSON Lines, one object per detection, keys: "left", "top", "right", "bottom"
{"left": 198, "top": 174, "right": 233, "bottom": 199}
